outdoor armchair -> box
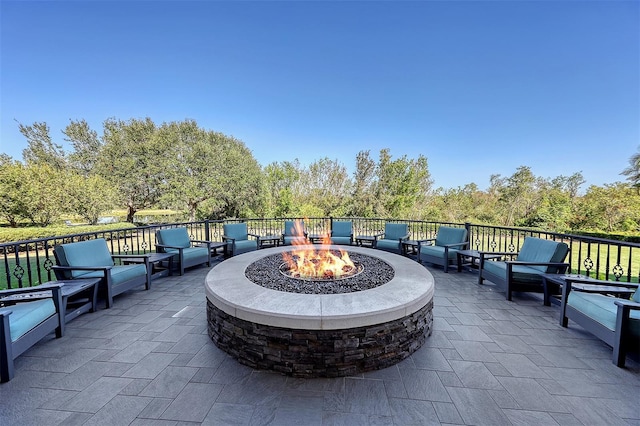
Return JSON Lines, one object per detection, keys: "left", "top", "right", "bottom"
{"left": 155, "top": 227, "right": 213, "bottom": 275}
{"left": 282, "top": 220, "right": 308, "bottom": 245}
{"left": 478, "top": 236, "right": 570, "bottom": 301}
{"left": 53, "top": 238, "right": 150, "bottom": 309}
{"left": 418, "top": 226, "right": 468, "bottom": 273}
{"left": 222, "top": 223, "right": 259, "bottom": 256}
{"left": 330, "top": 220, "right": 353, "bottom": 245}
{"left": 0, "top": 283, "right": 64, "bottom": 382}
{"left": 560, "top": 277, "right": 640, "bottom": 367}
{"left": 373, "top": 223, "right": 409, "bottom": 254}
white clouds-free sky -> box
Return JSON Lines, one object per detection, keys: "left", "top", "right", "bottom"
{"left": 1, "top": 0, "right": 638, "bottom": 191}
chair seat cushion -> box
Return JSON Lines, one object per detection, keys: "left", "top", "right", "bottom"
{"left": 482, "top": 260, "right": 543, "bottom": 283}
{"left": 376, "top": 239, "right": 401, "bottom": 252}
{"left": 76, "top": 264, "right": 147, "bottom": 286}
{"left": 164, "top": 247, "right": 209, "bottom": 262}
{"left": 420, "top": 245, "right": 459, "bottom": 260}
{"left": 7, "top": 299, "right": 56, "bottom": 342}
{"left": 568, "top": 291, "right": 640, "bottom": 336}
{"left": 233, "top": 239, "right": 258, "bottom": 255}
{"left": 283, "top": 236, "right": 306, "bottom": 246}
{"left": 330, "top": 236, "right": 352, "bottom": 245}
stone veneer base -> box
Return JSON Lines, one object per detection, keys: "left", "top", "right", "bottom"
{"left": 207, "top": 298, "right": 433, "bottom": 378}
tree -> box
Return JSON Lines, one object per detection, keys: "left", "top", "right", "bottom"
{"left": 0, "top": 159, "right": 28, "bottom": 227}
{"left": 374, "top": 149, "right": 432, "bottom": 219}
{"left": 18, "top": 121, "right": 67, "bottom": 169}
{"left": 64, "top": 119, "right": 102, "bottom": 176}
{"left": 97, "top": 117, "right": 167, "bottom": 222}
{"left": 577, "top": 183, "right": 639, "bottom": 232}
{"left": 349, "top": 150, "right": 376, "bottom": 217}
{"left": 21, "top": 163, "right": 67, "bottom": 226}
{"left": 66, "top": 173, "right": 117, "bottom": 224}
{"left": 263, "top": 160, "right": 302, "bottom": 217}
{"left": 621, "top": 146, "right": 640, "bottom": 193}
{"left": 298, "top": 158, "right": 352, "bottom": 216}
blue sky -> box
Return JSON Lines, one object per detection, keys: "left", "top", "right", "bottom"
{"left": 1, "top": 1, "right": 638, "bottom": 191}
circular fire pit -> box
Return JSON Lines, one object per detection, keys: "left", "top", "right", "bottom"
{"left": 205, "top": 245, "right": 434, "bottom": 378}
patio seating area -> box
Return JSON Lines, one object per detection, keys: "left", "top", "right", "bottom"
{"left": 0, "top": 253, "right": 638, "bottom": 425}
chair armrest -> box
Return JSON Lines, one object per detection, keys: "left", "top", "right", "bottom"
{"left": 442, "top": 242, "right": 469, "bottom": 249}
{"left": 505, "top": 261, "right": 569, "bottom": 268}
{"left": 51, "top": 265, "right": 113, "bottom": 272}
{"left": 248, "top": 233, "right": 261, "bottom": 239}
{"left": 566, "top": 278, "right": 639, "bottom": 290}
{"left": 614, "top": 299, "right": 640, "bottom": 309}
{"left": 0, "top": 282, "right": 64, "bottom": 298}
{"left": 222, "top": 235, "right": 235, "bottom": 242}
{"left": 479, "top": 251, "right": 518, "bottom": 257}
{"left": 111, "top": 254, "right": 148, "bottom": 260}
{"left": 191, "top": 239, "right": 216, "bottom": 245}
{"left": 155, "top": 243, "right": 185, "bottom": 250}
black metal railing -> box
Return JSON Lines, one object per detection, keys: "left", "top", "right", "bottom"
{"left": 1, "top": 218, "right": 638, "bottom": 289}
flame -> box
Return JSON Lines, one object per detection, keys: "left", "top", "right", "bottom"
{"left": 282, "top": 220, "right": 356, "bottom": 279}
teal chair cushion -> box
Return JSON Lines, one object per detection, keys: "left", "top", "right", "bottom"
{"left": 633, "top": 288, "right": 640, "bottom": 303}
{"left": 330, "top": 236, "right": 352, "bottom": 245}
{"left": 284, "top": 220, "right": 304, "bottom": 237}
{"left": 223, "top": 223, "right": 249, "bottom": 241}
{"left": 57, "top": 239, "right": 115, "bottom": 278}
{"left": 568, "top": 291, "right": 640, "bottom": 336}
{"left": 8, "top": 299, "right": 56, "bottom": 342}
{"left": 332, "top": 221, "right": 352, "bottom": 238}
{"left": 516, "top": 238, "right": 569, "bottom": 273}
{"left": 420, "top": 245, "right": 459, "bottom": 260}
{"left": 435, "top": 227, "right": 467, "bottom": 246}
{"left": 376, "top": 239, "right": 402, "bottom": 252}
{"left": 157, "top": 228, "right": 191, "bottom": 249}
{"left": 233, "top": 239, "right": 258, "bottom": 255}
{"left": 163, "top": 247, "right": 209, "bottom": 262}
{"left": 75, "top": 264, "right": 147, "bottom": 286}
{"left": 283, "top": 236, "right": 306, "bottom": 246}
{"left": 384, "top": 223, "right": 408, "bottom": 241}
{"left": 482, "top": 260, "right": 543, "bottom": 283}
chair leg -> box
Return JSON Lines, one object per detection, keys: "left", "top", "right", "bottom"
{"left": 613, "top": 304, "right": 629, "bottom": 367}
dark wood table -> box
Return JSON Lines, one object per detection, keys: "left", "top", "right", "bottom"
{"left": 120, "top": 253, "right": 174, "bottom": 281}
{"left": 259, "top": 235, "right": 281, "bottom": 248}
{"left": 456, "top": 249, "right": 502, "bottom": 272}
{"left": 308, "top": 234, "right": 329, "bottom": 244}
{"left": 541, "top": 273, "right": 637, "bottom": 306}
{"left": 355, "top": 235, "right": 377, "bottom": 248}
{"left": 0, "top": 278, "right": 101, "bottom": 334}
{"left": 402, "top": 240, "right": 422, "bottom": 256}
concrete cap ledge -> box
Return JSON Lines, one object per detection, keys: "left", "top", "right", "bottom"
{"left": 205, "top": 245, "right": 434, "bottom": 330}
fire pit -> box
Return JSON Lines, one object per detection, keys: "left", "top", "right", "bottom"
{"left": 205, "top": 244, "right": 434, "bottom": 378}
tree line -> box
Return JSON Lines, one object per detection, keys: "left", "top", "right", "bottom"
{"left": 1, "top": 118, "right": 639, "bottom": 235}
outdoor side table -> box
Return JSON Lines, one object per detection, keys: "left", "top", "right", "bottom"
{"left": 259, "top": 235, "right": 281, "bottom": 249}
{"left": 402, "top": 240, "right": 422, "bottom": 256}
{"left": 456, "top": 249, "right": 502, "bottom": 272}
{"left": 355, "top": 235, "right": 376, "bottom": 248}
{"left": 120, "top": 253, "right": 174, "bottom": 281}
{"left": 541, "top": 274, "right": 636, "bottom": 307}
{"left": 308, "top": 234, "right": 329, "bottom": 244}
{"left": 0, "top": 278, "right": 101, "bottom": 335}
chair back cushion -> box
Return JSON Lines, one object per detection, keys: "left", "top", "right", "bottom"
{"left": 384, "top": 223, "right": 408, "bottom": 240}
{"left": 633, "top": 287, "right": 640, "bottom": 303}
{"left": 435, "top": 227, "right": 467, "bottom": 246}
{"left": 284, "top": 220, "right": 305, "bottom": 237}
{"left": 332, "top": 221, "right": 352, "bottom": 238}
{"left": 55, "top": 238, "right": 114, "bottom": 278}
{"left": 516, "top": 237, "right": 569, "bottom": 273}
{"left": 224, "top": 223, "right": 249, "bottom": 241}
{"left": 156, "top": 228, "right": 191, "bottom": 249}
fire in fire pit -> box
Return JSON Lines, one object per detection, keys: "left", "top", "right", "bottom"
{"left": 281, "top": 221, "right": 360, "bottom": 280}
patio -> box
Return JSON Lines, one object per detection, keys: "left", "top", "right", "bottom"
{"left": 0, "top": 254, "right": 638, "bottom": 425}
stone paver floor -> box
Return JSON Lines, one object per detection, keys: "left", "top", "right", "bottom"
{"left": 1, "top": 254, "right": 638, "bottom": 425}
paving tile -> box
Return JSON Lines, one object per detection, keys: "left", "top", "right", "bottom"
{"left": 203, "top": 403, "right": 254, "bottom": 425}
{"left": 342, "top": 378, "right": 391, "bottom": 415}
{"left": 389, "top": 397, "right": 439, "bottom": 424}
{"left": 492, "top": 352, "right": 551, "bottom": 379}
{"left": 503, "top": 408, "right": 559, "bottom": 425}
{"left": 410, "top": 347, "right": 453, "bottom": 371}
{"left": 159, "top": 382, "right": 224, "bottom": 422}
{"left": 432, "top": 401, "right": 464, "bottom": 424}
{"left": 109, "top": 340, "right": 163, "bottom": 364}
{"left": 449, "top": 360, "right": 504, "bottom": 390}
{"left": 122, "top": 352, "right": 180, "bottom": 379}
{"left": 450, "top": 340, "right": 498, "bottom": 362}
{"left": 446, "top": 386, "right": 511, "bottom": 425}
{"left": 216, "top": 372, "right": 286, "bottom": 407}
{"left": 496, "top": 376, "right": 568, "bottom": 413}
{"left": 82, "top": 395, "right": 152, "bottom": 425}
{"left": 400, "top": 368, "right": 450, "bottom": 402}
{"left": 60, "top": 376, "right": 134, "bottom": 413}
{"left": 138, "top": 366, "right": 198, "bottom": 398}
